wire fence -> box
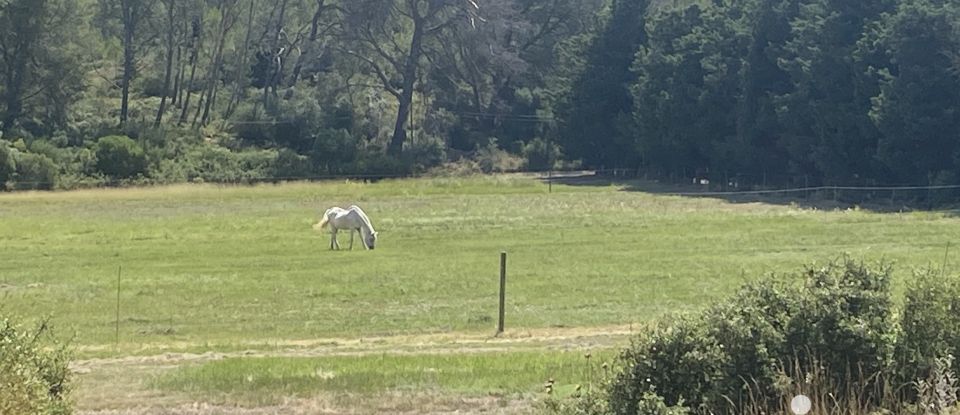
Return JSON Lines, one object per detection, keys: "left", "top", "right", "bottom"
{"left": 589, "top": 168, "right": 960, "bottom": 208}
{"left": 6, "top": 167, "right": 960, "bottom": 208}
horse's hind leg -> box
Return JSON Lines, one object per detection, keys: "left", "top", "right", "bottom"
{"left": 330, "top": 230, "right": 338, "bottom": 250}
{"left": 349, "top": 229, "right": 355, "bottom": 250}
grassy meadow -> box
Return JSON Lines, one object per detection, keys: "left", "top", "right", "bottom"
{"left": 2, "top": 174, "right": 958, "bottom": 412}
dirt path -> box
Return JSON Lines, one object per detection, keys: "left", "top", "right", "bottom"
{"left": 73, "top": 325, "right": 638, "bottom": 414}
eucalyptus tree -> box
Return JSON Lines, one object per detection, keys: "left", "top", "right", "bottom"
{"left": 97, "top": 0, "right": 155, "bottom": 126}
{"left": 339, "top": 0, "right": 483, "bottom": 155}
{"left": 0, "top": 0, "right": 85, "bottom": 133}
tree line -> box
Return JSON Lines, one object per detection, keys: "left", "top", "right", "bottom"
{"left": 565, "top": 0, "right": 960, "bottom": 188}
{"left": 0, "top": 0, "right": 957, "bottom": 189}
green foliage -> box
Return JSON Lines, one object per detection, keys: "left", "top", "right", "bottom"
{"left": 523, "top": 137, "right": 562, "bottom": 171}
{"left": 159, "top": 145, "right": 277, "bottom": 183}
{"left": 608, "top": 259, "right": 898, "bottom": 414}
{"left": 14, "top": 152, "right": 59, "bottom": 190}
{"left": 352, "top": 150, "right": 412, "bottom": 177}
{"left": 475, "top": 140, "right": 524, "bottom": 173}
{"left": 95, "top": 135, "right": 147, "bottom": 179}
{"left": 0, "top": 140, "right": 15, "bottom": 189}
{"left": 309, "top": 128, "right": 359, "bottom": 174}
{"left": 273, "top": 148, "right": 312, "bottom": 179}
{"left": 402, "top": 136, "right": 447, "bottom": 172}
{"left": 560, "top": 0, "right": 650, "bottom": 168}
{"left": 896, "top": 271, "right": 960, "bottom": 388}
{"left": 0, "top": 316, "right": 72, "bottom": 415}
{"left": 1, "top": 0, "right": 959, "bottom": 193}
{"left": 867, "top": 0, "right": 960, "bottom": 185}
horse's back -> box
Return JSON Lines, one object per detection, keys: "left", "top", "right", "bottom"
{"left": 347, "top": 205, "right": 375, "bottom": 231}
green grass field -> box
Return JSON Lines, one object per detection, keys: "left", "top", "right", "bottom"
{"left": 2, "top": 175, "right": 958, "bottom": 412}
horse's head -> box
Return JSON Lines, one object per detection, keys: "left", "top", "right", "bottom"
{"left": 364, "top": 231, "right": 378, "bottom": 250}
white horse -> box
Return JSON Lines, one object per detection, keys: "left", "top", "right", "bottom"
{"left": 313, "top": 205, "right": 378, "bottom": 250}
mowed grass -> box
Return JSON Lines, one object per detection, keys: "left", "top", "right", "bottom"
{"left": 155, "top": 350, "right": 613, "bottom": 405}
{"left": 1, "top": 175, "right": 957, "bottom": 350}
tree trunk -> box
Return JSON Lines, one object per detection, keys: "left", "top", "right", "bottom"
{"left": 178, "top": 26, "right": 201, "bottom": 126}
{"left": 173, "top": 45, "right": 184, "bottom": 107}
{"left": 225, "top": 0, "right": 255, "bottom": 119}
{"left": 191, "top": 89, "right": 205, "bottom": 128}
{"left": 2, "top": 69, "right": 24, "bottom": 130}
{"left": 155, "top": 0, "right": 176, "bottom": 127}
{"left": 201, "top": 1, "right": 233, "bottom": 126}
{"left": 290, "top": 0, "right": 325, "bottom": 86}
{"left": 120, "top": 0, "right": 139, "bottom": 126}
{"left": 388, "top": 15, "right": 424, "bottom": 156}
{"left": 263, "top": 0, "right": 288, "bottom": 108}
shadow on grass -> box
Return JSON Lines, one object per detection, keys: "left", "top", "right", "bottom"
{"left": 541, "top": 171, "right": 960, "bottom": 215}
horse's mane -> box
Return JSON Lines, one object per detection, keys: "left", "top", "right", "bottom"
{"left": 348, "top": 205, "right": 376, "bottom": 233}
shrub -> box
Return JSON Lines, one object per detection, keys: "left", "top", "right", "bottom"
{"left": 605, "top": 258, "right": 899, "bottom": 414}
{"left": 475, "top": 141, "right": 524, "bottom": 173}
{"left": 95, "top": 135, "right": 147, "bottom": 179}
{"left": 426, "top": 159, "right": 483, "bottom": 177}
{"left": 0, "top": 316, "right": 72, "bottom": 415}
{"left": 0, "top": 140, "right": 15, "bottom": 189}
{"left": 14, "top": 152, "right": 59, "bottom": 190}
{"left": 353, "top": 150, "right": 412, "bottom": 178}
{"left": 523, "top": 137, "right": 563, "bottom": 171}
{"left": 895, "top": 270, "right": 960, "bottom": 388}
{"left": 273, "top": 148, "right": 313, "bottom": 179}
{"left": 610, "top": 317, "right": 727, "bottom": 413}
{"left": 310, "top": 128, "right": 358, "bottom": 174}
{"left": 403, "top": 136, "right": 446, "bottom": 172}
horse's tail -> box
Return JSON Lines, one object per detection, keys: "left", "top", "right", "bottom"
{"left": 313, "top": 215, "right": 329, "bottom": 231}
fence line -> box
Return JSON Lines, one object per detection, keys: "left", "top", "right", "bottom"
{"left": 6, "top": 169, "right": 960, "bottom": 202}
{"left": 663, "top": 184, "right": 960, "bottom": 197}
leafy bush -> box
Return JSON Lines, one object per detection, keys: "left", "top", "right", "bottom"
{"left": 0, "top": 316, "right": 71, "bottom": 415}
{"left": 177, "top": 146, "right": 277, "bottom": 183}
{"left": 523, "top": 137, "right": 563, "bottom": 171}
{"left": 895, "top": 270, "right": 960, "bottom": 388}
{"left": 95, "top": 135, "right": 147, "bottom": 179}
{"left": 605, "top": 259, "right": 899, "bottom": 414}
{"left": 426, "top": 159, "right": 484, "bottom": 177}
{"left": 14, "top": 152, "right": 59, "bottom": 190}
{"left": 403, "top": 136, "right": 446, "bottom": 172}
{"left": 273, "top": 148, "right": 313, "bottom": 179}
{"left": 0, "top": 140, "right": 15, "bottom": 189}
{"left": 353, "top": 150, "right": 412, "bottom": 178}
{"left": 310, "top": 128, "right": 358, "bottom": 174}
{"left": 475, "top": 141, "right": 524, "bottom": 173}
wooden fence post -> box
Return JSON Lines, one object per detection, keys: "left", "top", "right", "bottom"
{"left": 497, "top": 252, "right": 507, "bottom": 335}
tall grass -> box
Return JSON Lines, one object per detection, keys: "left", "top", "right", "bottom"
{"left": 155, "top": 350, "right": 615, "bottom": 405}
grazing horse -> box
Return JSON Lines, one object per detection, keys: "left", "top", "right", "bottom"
{"left": 313, "top": 205, "right": 378, "bottom": 250}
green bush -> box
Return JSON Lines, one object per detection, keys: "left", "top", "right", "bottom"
{"left": 606, "top": 259, "right": 899, "bottom": 414}
{"left": 895, "top": 270, "right": 960, "bottom": 388}
{"left": 95, "top": 135, "right": 147, "bottom": 179}
{"left": 353, "top": 150, "right": 412, "bottom": 177}
{"left": 523, "top": 137, "right": 563, "bottom": 171}
{"left": 0, "top": 140, "right": 15, "bottom": 189}
{"left": 189, "top": 146, "right": 276, "bottom": 183}
{"left": 310, "top": 128, "right": 358, "bottom": 174}
{"left": 475, "top": 140, "right": 524, "bottom": 173}
{"left": 14, "top": 152, "right": 59, "bottom": 190}
{"left": 403, "top": 136, "right": 446, "bottom": 172}
{"left": 0, "top": 316, "right": 72, "bottom": 415}
{"left": 273, "top": 148, "right": 313, "bottom": 179}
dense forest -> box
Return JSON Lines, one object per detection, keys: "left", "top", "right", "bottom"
{"left": 0, "top": 0, "right": 958, "bottom": 190}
